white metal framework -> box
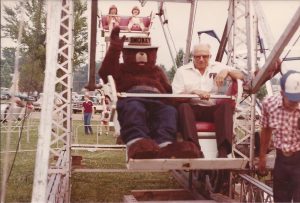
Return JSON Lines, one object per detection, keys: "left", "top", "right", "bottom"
{"left": 225, "top": 0, "right": 273, "bottom": 200}
{"left": 227, "top": 0, "right": 258, "bottom": 166}
{"left": 31, "top": 0, "right": 73, "bottom": 202}
{"left": 227, "top": 0, "right": 300, "bottom": 201}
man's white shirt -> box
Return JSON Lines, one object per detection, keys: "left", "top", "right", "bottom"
{"left": 172, "top": 61, "right": 234, "bottom": 106}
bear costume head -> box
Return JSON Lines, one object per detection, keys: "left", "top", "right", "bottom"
{"left": 122, "top": 37, "right": 158, "bottom": 71}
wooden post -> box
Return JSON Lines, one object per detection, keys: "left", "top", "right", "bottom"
{"left": 85, "top": 0, "right": 98, "bottom": 91}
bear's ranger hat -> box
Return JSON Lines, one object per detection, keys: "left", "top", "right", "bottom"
{"left": 123, "top": 37, "right": 158, "bottom": 49}
{"left": 280, "top": 70, "right": 300, "bottom": 102}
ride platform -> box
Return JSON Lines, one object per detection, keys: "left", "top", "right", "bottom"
{"left": 127, "top": 157, "right": 247, "bottom": 171}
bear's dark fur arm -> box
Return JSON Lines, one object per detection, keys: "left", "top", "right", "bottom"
{"left": 99, "top": 45, "right": 122, "bottom": 84}
{"left": 158, "top": 68, "right": 172, "bottom": 93}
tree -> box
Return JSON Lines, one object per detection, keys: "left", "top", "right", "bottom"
{"left": 2, "top": 0, "right": 88, "bottom": 93}
{"left": 2, "top": 0, "right": 46, "bottom": 93}
{"left": 73, "top": 0, "right": 88, "bottom": 68}
{"left": 0, "top": 47, "right": 15, "bottom": 87}
{"left": 175, "top": 49, "right": 184, "bottom": 68}
{"left": 0, "top": 61, "right": 13, "bottom": 88}
{"left": 73, "top": 64, "right": 88, "bottom": 92}
{"left": 256, "top": 85, "right": 268, "bottom": 101}
{"left": 166, "top": 48, "right": 185, "bottom": 82}
{"left": 73, "top": 61, "right": 102, "bottom": 92}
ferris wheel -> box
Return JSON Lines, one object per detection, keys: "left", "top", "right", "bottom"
{"left": 1, "top": 0, "right": 300, "bottom": 202}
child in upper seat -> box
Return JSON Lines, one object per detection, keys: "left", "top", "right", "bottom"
{"left": 107, "top": 5, "right": 120, "bottom": 32}
{"left": 128, "top": 6, "right": 146, "bottom": 32}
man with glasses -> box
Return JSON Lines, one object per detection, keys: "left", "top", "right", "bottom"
{"left": 172, "top": 43, "right": 244, "bottom": 158}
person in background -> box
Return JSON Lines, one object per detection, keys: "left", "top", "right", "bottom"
{"left": 82, "top": 95, "right": 94, "bottom": 135}
{"left": 127, "top": 6, "right": 145, "bottom": 32}
{"left": 22, "top": 101, "right": 34, "bottom": 118}
{"left": 259, "top": 70, "right": 300, "bottom": 202}
{"left": 3, "top": 97, "right": 26, "bottom": 122}
{"left": 107, "top": 5, "right": 120, "bottom": 33}
{"left": 172, "top": 43, "right": 244, "bottom": 158}
{"left": 100, "top": 95, "right": 112, "bottom": 135}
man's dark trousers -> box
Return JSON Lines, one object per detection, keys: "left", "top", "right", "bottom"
{"left": 177, "top": 102, "right": 233, "bottom": 153}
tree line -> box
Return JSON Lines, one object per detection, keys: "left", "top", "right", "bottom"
{"left": 1, "top": 0, "right": 88, "bottom": 93}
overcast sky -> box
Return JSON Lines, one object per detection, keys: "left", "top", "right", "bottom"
{"left": 2, "top": 0, "right": 300, "bottom": 71}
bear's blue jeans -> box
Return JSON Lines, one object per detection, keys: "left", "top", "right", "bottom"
{"left": 117, "top": 98, "right": 177, "bottom": 145}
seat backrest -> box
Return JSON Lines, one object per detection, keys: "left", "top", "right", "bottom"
{"left": 119, "top": 17, "right": 130, "bottom": 29}
{"left": 196, "top": 121, "right": 216, "bottom": 132}
{"left": 101, "top": 15, "right": 152, "bottom": 32}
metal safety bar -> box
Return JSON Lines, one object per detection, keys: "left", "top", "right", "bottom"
{"left": 117, "top": 92, "right": 235, "bottom": 99}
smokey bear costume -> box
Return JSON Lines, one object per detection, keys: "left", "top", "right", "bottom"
{"left": 99, "top": 27, "right": 202, "bottom": 159}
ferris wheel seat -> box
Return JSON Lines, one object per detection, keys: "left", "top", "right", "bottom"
{"left": 196, "top": 122, "right": 216, "bottom": 132}
{"left": 100, "top": 15, "right": 152, "bottom": 33}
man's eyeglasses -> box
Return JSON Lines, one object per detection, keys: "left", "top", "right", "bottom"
{"left": 193, "top": 55, "right": 210, "bottom": 60}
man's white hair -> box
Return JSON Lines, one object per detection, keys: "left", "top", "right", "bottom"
{"left": 191, "top": 43, "right": 211, "bottom": 55}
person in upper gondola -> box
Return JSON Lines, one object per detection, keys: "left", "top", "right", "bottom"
{"left": 127, "top": 6, "right": 146, "bottom": 32}
{"left": 107, "top": 5, "right": 120, "bottom": 32}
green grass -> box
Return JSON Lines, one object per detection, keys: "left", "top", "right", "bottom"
{"left": 71, "top": 172, "right": 178, "bottom": 202}
{"left": 1, "top": 152, "right": 36, "bottom": 202}
{"left": 1, "top": 119, "right": 180, "bottom": 202}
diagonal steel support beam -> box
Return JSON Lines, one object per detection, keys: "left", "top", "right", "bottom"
{"left": 251, "top": 6, "right": 300, "bottom": 93}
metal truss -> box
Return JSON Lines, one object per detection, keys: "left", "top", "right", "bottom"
{"left": 32, "top": 0, "right": 73, "bottom": 202}
{"left": 227, "top": 0, "right": 258, "bottom": 167}
{"left": 230, "top": 173, "right": 273, "bottom": 203}
{"left": 227, "top": 3, "right": 300, "bottom": 201}
{"left": 226, "top": 0, "right": 274, "bottom": 200}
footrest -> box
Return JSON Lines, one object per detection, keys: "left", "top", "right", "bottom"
{"left": 127, "top": 158, "right": 247, "bottom": 171}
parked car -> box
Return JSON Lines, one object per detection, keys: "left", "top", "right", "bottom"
{"left": 19, "top": 95, "right": 37, "bottom": 101}
{"left": 0, "top": 92, "right": 11, "bottom": 100}
{"left": 72, "top": 92, "right": 81, "bottom": 101}
{"left": 33, "top": 93, "right": 43, "bottom": 111}
{"left": 72, "top": 97, "right": 83, "bottom": 113}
